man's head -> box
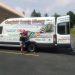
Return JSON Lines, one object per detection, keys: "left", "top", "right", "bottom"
{"left": 23, "top": 31, "right": 28, "bottom": 36}
{"left": 20, "top": 32, "right": 23, "bottom": 34}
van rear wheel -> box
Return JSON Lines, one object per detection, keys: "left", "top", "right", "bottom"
{"left": 27, "top": 43, "right": 36, "bottom": 52}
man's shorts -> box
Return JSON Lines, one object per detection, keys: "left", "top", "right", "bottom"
{"left": 20, "top": 41, "right": 30, "bottom": 46}
{"left": 20, "top": 41, "right": 25, "bottom": 45}
{"left": 25, "top": 41, "right": 30, "bottom": 46}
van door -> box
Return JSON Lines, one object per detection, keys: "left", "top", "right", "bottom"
{"left": 56, "top": 15, "right": 70, "bottom": 47}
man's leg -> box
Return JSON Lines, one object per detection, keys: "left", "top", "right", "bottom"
{"left": 25, "top": 41, "right": 30, "bottom": 52}
{"left": 24, "top": 42, "right": 28, "bottom": 52}
{"left": 21, "top": 44, "right": 24, "bottom": 52}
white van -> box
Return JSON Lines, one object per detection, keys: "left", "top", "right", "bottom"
{"left": 0, "top": 16, "right": 70, "bottom": 51}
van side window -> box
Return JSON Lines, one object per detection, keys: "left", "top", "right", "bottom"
{"left": 45, "top": 24, "right": 53, "bottom": 32}
{"left": 0, "top": 26, "right": 3, "bottom": 34}
{"left": 57, "top": 22, "right": 70, "bottom": 34}
{"left": 40, "top": 24, "right": 53, "bottom": 33}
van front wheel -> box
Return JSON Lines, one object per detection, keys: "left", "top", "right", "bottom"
{"left": 27, "top": 43, "right": 36, "bottom": 52}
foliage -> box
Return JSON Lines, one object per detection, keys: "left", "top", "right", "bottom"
{"left": 70, "top": 27, "right": 75, "bottom": 35}
{"left": 53, "top": 13, "right": 60, "bottom": 24}
{"left": 67, "top": 11, "right": 75, "bottom": 28}
{"left": 53, "top": 13, "right": 60, "bottom": 18}
{"left": 31, "top": 9, "right": 41, "bottom": 17}
{"left": 44, "top": 13, "right": 49, "bottom": 17}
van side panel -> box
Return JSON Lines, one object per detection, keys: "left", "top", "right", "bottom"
{"left": 0, "top": 17, "right": 55, "bottom": 47}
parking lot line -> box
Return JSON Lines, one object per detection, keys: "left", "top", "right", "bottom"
{"left": 0, "top": 51, "right": 39, "bottom": 56}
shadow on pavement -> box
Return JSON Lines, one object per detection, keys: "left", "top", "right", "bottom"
{"left": 0, "top": 46, "right": 20, "bottom": 51}
{"left": 0, "top": 46, "right": 75, "bottom": 56}
{"left": 39, "top": 47, "right": 75, "bottom": 56}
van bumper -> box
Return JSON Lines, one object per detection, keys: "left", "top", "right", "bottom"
{"left": 57, "top": 44, "right": 71, "bottom": 48}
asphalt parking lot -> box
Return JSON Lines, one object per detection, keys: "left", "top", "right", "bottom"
{"left": 0, "top": 47, "right": 75, "bottom": 75}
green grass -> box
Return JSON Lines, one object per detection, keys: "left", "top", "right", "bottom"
{"left": 70, "top": 27, "right": 75, "bottom": 35}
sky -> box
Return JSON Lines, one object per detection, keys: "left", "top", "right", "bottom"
{"left": 0, "top": 0, "right": 75, "bottom": 17}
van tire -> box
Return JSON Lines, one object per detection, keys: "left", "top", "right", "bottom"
{"left": 27, "top": 43, "right": 36, "bottom": 52}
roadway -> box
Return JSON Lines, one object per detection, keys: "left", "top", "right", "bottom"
{"left": 0, "top": 47, "right": 75, "bottom": 75}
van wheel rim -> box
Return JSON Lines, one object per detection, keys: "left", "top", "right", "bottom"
{"left": 28, "top": 44, "right": 35, "bottom": 52}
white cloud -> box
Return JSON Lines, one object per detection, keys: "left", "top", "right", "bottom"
{"left": 15, "top": 7, "right": 24, "bottom": 12}
{"left": 0, "top": 0, "right": 75, "bottom": 16}
{"left": 19, "top": 0, "right": 38, "bottom": 4}
{"left": 25, "top": 9, "right": 31, "bottom": 17}
{"left": 15, "top": 7, "right": 25, "bottom": 15}
{"left": 56, "top": 0, "right": 72, "bottom": 6}
{"left": 39, "top": 0, "right": 75, "bottom": 16}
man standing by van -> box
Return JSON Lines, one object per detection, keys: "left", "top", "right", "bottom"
{"left": 19, "top": 31, "right": 29, "bottom": 53}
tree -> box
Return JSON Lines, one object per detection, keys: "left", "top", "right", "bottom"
{"left": 31, "top": 9, "right": 41, "bottom": 17}
{"left": 36, "top": 12, "right": 41, "bottom": 17}
{"left": 53, "top": 13, "right": 60, "bottom": 24}
{"left": 67, "top": 11, "right": 75, "bottom": 28}
{"left": 53, "top": 13, "right": 60, "bottom": 18}
{"left": 44, "top": 13, "right": 48, "bottom": 17}
{"left": 31, "top": 9, "right": 37, "bottom": 17}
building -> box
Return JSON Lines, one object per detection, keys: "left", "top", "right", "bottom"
{"left": 0, "top": 2, "right": 25, "bottom": 23}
